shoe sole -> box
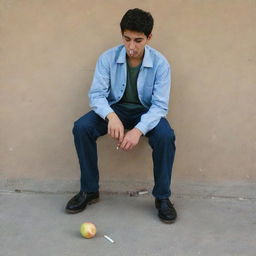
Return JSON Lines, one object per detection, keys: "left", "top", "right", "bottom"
{"left": 159, "top": 216, "right": 176, "bottom": 224}
{"left": 65, "top": 198, "right": 100, "bottom": 214}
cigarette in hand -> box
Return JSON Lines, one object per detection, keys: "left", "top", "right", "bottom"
{"left": 116, "top": 142, "right": 121, "bottom": 150}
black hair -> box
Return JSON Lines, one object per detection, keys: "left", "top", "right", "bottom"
{"left": 120, "top": 8, "right": 154, "bottom": 38}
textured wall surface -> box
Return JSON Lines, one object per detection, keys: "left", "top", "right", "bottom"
{"left": 1, "top": 0, "right": 256, "bottom": 191}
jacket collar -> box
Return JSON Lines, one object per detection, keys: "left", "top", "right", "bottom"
{"left": 116, "top": 45, "right": 153, "bottom": 68}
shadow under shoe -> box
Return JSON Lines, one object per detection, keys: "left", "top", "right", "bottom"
{"left": 65, "top": 191, "right": 99, "bottom": 214}
{"left": 155, "top": 198, "right": 177, "bottom": 224}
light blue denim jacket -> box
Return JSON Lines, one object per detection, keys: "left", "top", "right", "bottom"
{"left": 88, "top": 44, "right": 171, "bottom": 135}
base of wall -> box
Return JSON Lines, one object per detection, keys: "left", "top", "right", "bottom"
{"left": 1, "top": 177, "right": 256, "bottom": 199}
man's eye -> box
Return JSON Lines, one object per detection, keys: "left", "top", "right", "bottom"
{"left": 135, "top": 40, "right": 142, "bottom": 43}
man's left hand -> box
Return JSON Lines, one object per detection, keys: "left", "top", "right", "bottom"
{"left": 119, "top": 128, "right": 143, "bottom": 151}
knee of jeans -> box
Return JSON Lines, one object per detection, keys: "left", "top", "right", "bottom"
{"left": 162, "top": 129, "right": 175, "bottom": 143}
{"left": 153, "top": 127, "right": 175, "bottom": 145}
{"left": 72, "top": 120, "right": 92, "bottom": 136}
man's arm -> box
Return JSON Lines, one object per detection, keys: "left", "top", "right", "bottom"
{"left": 89, "top": 53, "right": 124, "bottom": 142}
{"left": 135, "top": 63, "right": 171, "bottom": 135}
{"left": 88, "top": 53, "right": 114, "bottom": 120}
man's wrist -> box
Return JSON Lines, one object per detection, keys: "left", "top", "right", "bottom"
{"left": 133, "top": 128, "right": 143, "bottom": 136}
{"left": 105, "top": 112, "right": 115, "bottom": 121}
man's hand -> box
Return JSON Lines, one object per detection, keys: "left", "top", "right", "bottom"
{"left": 107, "top": 112, "right": 124, "bottom": 143}
{"left": 119, "top": 128, "right": 142, "bottom": 151}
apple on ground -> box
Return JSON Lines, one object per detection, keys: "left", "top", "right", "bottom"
{"left": 80, "top": 222, "right": 97, "bottom": 239}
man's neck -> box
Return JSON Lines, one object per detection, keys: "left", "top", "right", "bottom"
{"left": 127, "top": 50, "right": 145, "bottom": 67}
{"left": 128, "top": 58, "right": 142, "bottom": 67}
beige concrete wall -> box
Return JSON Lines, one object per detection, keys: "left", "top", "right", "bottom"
{"left": 1, "top": 0, "right": 256, "bottom": 191}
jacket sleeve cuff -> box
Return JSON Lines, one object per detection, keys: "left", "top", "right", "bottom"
{"left": 101, "top": 106, "right": 115, "bottom": 120}
{"left": 135, "top": 123, "right": 147, "bottom": 136}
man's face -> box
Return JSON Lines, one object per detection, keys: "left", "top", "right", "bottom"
{"left": 122, "top": 30, "right": 152, "bottom": 60}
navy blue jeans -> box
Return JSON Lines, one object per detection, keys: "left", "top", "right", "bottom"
{"left": 72, "top": 104, "right": 176, "bottom": 199}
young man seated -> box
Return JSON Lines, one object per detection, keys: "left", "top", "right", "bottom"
{"left": 65, "top": 8, "right": 177, "bottom": 224}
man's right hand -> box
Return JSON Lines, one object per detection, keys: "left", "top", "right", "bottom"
{"left": 106, "top": 112, "right": 124, "bottom": 143}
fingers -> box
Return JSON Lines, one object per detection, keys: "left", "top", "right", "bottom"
{"left": 110, "top": 128, "right": 118, "bottom": 140}
{"left": 120, "top": 137, "right": 126, "bottom": 150}
{"left": 108, "top": 125, "right": 112, "bottom": 137}
{"left": 114, "top": 129, "right": 119, "bottom": 140}
{"left": 125, "top": 142, "right": 133, "bottom": 151}
{"left": 108, "top": 127, "right": 115, "bottom": 138}
{"left": 123, "top": 142, "right": 133, "bottom": 151}
{"left": 120, "top": 137, "right": 133, "bottom": 151}
{"left": 108, "top": 126, "right": 124, "bottom": 142}
{"left": 119, "top": 129, "right": 124, "bottom": 143}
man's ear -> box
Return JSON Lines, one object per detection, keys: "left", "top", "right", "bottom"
{"left": 147, "top": 33, "right": 152, "bottom": 41}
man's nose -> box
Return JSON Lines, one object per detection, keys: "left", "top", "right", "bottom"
{"left": 129, "top": 41, "right": 135, "bottom": 49}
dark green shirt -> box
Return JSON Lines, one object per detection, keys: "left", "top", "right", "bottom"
{"left": 119, "top": 61, "right": 145, "bottom": 110}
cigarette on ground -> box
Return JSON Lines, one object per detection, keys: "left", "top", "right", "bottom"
{"left": 138, "top": 191, "right": 148, "bottom": 195}
{"left": 116, "top": 146, "right": 119, "bottom": 150}
{"left": 104, "top": 235, "right": 115, "bottom": 243}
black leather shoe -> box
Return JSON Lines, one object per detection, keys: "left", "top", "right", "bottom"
{"left": 65, "top": 191, "right": 99, "bottom": 214}
{"left": 155, "top": 198, "right": 177, "bottom": 224}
